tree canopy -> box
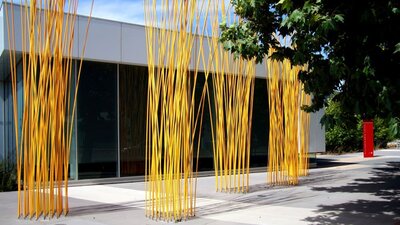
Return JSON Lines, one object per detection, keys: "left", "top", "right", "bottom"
{"left": 220, "top": 0, "right": 400, "bottom": 119}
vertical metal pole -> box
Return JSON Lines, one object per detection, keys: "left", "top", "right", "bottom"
{"left": 117, "top": 63, "right": 121, "bottom": 177}
{"left": 75, "top": 59, "right": 79, "bottom": 180}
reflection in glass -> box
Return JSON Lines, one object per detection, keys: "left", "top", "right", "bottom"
{"left": 3, "top": 63, "right": 22, "bottom": 169}
{"left": 4, "top": 80, "right": 15, "bottom": 169}
{"left": 119, "top": 65, "right": 148, "bottom": 176}
{"left": 77, "top": 61, "right": 118, "bottom": 179}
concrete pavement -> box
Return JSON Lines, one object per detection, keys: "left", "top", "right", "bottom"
{"left": 0, "top": 149, "right": 399, "bottom": 225}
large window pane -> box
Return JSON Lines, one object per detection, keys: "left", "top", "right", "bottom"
{"left": 119, "top": 65, "right": 148, "bottom": 176}
{"left": 3, "top": 63, "right": 23, "bottom": 169}
{"left": 77, "top": 61, "right": 118, "bottom": 179}
{"left": 4, "top": 81, "right": 13, "bottom": 167}
{"left": 250, "top": 78, "right": 269, "bottom": 167}
{"left": 196, "top": 75, "right": 269, "bottom": 170}
{"left": 68, "top": 61, "right": 77, "bottom": 180}
{"left": 0, "top": 81, "right": 4, "bottom": 162}
{"left": 195, "top": 73, "right": 214, "bottom": 171}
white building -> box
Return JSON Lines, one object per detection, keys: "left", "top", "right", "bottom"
{"left": 0, "top": 2, "right": 325, "bottom": 181}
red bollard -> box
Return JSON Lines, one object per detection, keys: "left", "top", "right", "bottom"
{"left": 363, "top": 120, "right": 374, "bottom": 158}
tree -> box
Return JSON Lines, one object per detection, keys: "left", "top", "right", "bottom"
{"left": 220, "top": 0, "right": 400, "bottom": 119}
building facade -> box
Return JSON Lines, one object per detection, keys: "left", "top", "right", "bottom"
{"left": 0, "top": 3, "right": 325, "bottom": 180}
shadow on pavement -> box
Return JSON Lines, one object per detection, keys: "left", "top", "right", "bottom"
{"left": 304, "top": 161, "right": 400, "bottom": 225}
{"left": 315, "top": 158, "right": 356, "bottom": 169}
{"left": 197, "top": 166, "right": 350, "bottom": 217}
{"left": 68, "top": 200, "right": 144, "bottom": 216}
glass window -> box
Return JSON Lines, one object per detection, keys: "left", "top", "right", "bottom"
{"left": 195, "top": 73, "right": 214, "bottom": 171}
{"left": 250, "top": 78, "right": 269, "bottom": 167}
{"left": 77, "top": 61, "right": 118, "bottom": 179}
{"left": 0, "top": 81, "right": 4, "bottom": 162}
{"left": 2, "top": 62, "right": 23, "bottom": 168}
{"left": 119, "top": 64, "right": 148, "bottom": 176}
{"left": 4, "top": 77, "right": 15, "bottom": 169}
{"left": 68, "top": 60, "right": 77, "bottom": 180}
{"left": 196, "top": 75, "right": 270, "bottom": 170}
{"left": 17, "top": 62, "right": 23, "bottom": 161}
{"left": 4, "top": 82, "right": 9, "bottom": 164}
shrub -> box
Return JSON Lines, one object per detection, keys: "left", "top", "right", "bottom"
{"left": 0, "top": 161, "right": 17, "bottom": 192}
{"left": 323, "top": 99, "right": 362, "bottom": 153}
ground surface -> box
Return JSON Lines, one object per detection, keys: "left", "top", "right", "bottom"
{"left": 0, "top": 150, "right": 399, "bottom": 225}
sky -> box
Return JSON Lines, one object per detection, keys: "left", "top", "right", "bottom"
{"left": 77, "top": 0, "right": 232, "bottom": 26}
{"left": 0, "top": 0, "right": 146, "bottom": 24}
{"left": 77, "top": 0, "right": 146, "bottom": 25}
{"left": 2, "top": 0, "right": 232, "bottom": 26}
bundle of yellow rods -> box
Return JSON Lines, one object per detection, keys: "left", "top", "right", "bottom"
{"left": 144, "top": 0, "right": 209, "bottom": 221}
{"left": 143, "top": 0, "right": 310, "bottom": 220}
{"left": 4, "top": 0, "right": 92, "bottom": 219}
{"left": 299, "top": 86, "right": 311, "bottom": 177}
{"left": 266, "top": 52, "right": 311, "bottom": 186}
{"left": 203, "top": 1, "right": 255, "bottom": 194}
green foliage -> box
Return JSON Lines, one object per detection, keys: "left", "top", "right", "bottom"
{"left": 323, "top": 99, "right": 362, "bottom": 152}
{"left": 374, "top": 117, "right": 395, "bottom": 148}
{"left": 324, "top": 97, "right": 399, "bottom": 152}
{"left": 388, "top": 117, "right": 400, "bottom": 139}
{"left": 0, "top": 161, "right": 17, "bottom": 192}
{"left": 221, "top": 0, "right": 400, "bottom": 119}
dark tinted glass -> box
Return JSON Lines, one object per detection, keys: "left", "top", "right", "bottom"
{"left": 195, "top": 73, "right": 214, "bottom": 171}
{"left": 77, "top": 61, "right": 118, "bottom": 179}
{"left": 119, "top": 64, "right": 148, "bottom": 176}
{"left": 250, "top": 78, "right": 269, "bottom": 167}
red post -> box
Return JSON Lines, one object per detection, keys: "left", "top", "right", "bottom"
{"left": 363, "top": 120, "right": 374, "bottom": 158}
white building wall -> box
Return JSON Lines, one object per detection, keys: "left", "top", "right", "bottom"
{"left": 78, "top": 17, "right": 122, "bottom": 63}
{"left": 121, "top": 23, "right": 148, "bottom": 66}
{"left": 309, "top": 109, "right": 326, "bottom": 153}
{"left": 2, "top": 4, "right": 269, "bottom": 78}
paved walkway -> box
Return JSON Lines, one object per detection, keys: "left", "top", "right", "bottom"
{"left": 0, "top": 150, "right": 399, "bottom": 225}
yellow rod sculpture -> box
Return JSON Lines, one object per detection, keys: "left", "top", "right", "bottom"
{"left": 4, "top": 0, "right": 93, "bottom": 219}
{"left": 266, "top": 50, "right": 311, "bottom": 186}
{"left": 205, "top": 1, "right": 256, "bottom": 193}
{"left": 144, "top": 0, "right": 209, "bottom": 221}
